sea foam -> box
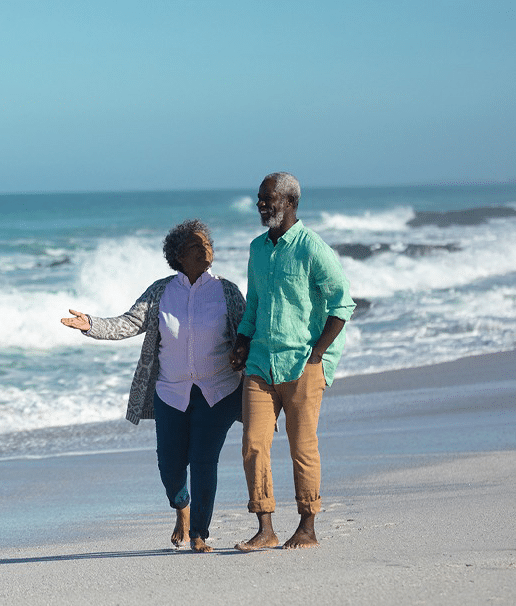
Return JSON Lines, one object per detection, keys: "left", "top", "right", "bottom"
{"left": 2, "top": 186, "right": 516, "bottom": 444}
{"left": 317, "top": 207, "right": 414, "bottom": 233}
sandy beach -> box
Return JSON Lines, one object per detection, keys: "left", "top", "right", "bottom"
{"left": 1, "top": 350, "right": 515, "bottom": 605}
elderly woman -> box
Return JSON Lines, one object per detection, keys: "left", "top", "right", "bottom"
{"left": 62, "top": 219, "right": 245, "bottom": 552}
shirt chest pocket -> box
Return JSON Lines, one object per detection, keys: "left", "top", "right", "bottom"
{"left": 277, "top": 258, "right": 309, "bottom": 279}
{"left": 276, "top": 263, "right": 310, "bottom": 301}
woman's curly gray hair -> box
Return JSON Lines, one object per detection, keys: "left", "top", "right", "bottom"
{"left": 163, "top": 219, "right": 213, "bottom": 272}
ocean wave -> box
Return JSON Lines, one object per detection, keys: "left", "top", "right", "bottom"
{"left": 230, "top": 196, "right": 254, "bottom": 213}
{"left": 0, "top": 235, "right": 249, "bottom": 351}
{"left": 2, "top": 219, "right": 516, "bottom": 350}
{"left": 0, "top": 237, "right": 168, "bottom": 350}
{"left": 0, "top": 382, "right": 128, "bottom": 434}
{"left": 346, "top": 249, "right": 516, "bottom": 299}
{"left": 316, "top": 207, "right": 415, "bottom": 232}
{"left": 343, "top": 225, "right": 516, "bottom": 298}
{"left": 337, "top": 280, "right": 516, "bottom": 376}
{"left": 0, "top": 288, "right": 148, "bottom": 349}
{"left": 2, "top": 185, "right": 516, "bottom": 447}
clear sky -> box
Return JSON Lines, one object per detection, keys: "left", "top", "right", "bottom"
{"left": 1, "top": 0, "right": 515, "bottom": 192}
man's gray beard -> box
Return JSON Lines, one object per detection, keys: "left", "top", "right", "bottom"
{"left": 261, "top": 210, "right": 284, "bottom": 228}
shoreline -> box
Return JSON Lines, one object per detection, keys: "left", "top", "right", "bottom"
{"left": 1, "top": 349, "right": 516, "bottom": 605}
{"left": 331, "top": 348, "right": 516, "bottom": 395}
{"left": 1, "top": 349, "right": 515, "bottom": 462}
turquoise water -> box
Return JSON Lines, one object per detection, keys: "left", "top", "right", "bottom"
{"left": 1, "top": 183, "right": 516, "bottom": 444}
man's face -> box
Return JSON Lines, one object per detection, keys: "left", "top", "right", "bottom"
{"left": 257, "top": 178, "right": 290, "bottom": 228}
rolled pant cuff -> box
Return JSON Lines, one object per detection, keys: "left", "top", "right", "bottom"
{"left": 247, "top": 497, "right": 275, "bottom": 513}
{"left": 189, "top": 531, "right": 208, "bottom": 540}
{"left": 170, "top": 497, "right": 190, "bottom": 510}
{"left": 296, "top": 497, "right": 321, "bottom": 515}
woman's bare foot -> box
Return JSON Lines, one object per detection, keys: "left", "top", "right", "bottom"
{"left": 235, "top": 512, "right": 279, "bottom": 551}
{"left": 191, "top": 537, "right": 213, "bottom": 553}
{"left": 171, "top": 506, "right": 190, "bottom": 547}
{"left": 283, "top": 513, "right": 319, "bottom": 549}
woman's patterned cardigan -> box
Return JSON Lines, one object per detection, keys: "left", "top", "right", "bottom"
{"left": 85, "top": 275, "right": 246, "bottom": 425}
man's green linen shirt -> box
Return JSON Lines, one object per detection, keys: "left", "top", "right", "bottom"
{"left": 238, "top": 220, "right": 356, "bottom": 386}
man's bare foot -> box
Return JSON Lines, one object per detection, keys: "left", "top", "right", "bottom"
{"left": 191, "top": 537, "right": 213, "bottom": 553}
{"left": 171, "top": 506, "right": 190, "bottom": 547}
{"left": 283, "top": 527, "right": 319, "bottom": 549}
{"left": 235, "top": 512, "right": 279, "bottom": 551}
{"left": 235, "top": 529, "right": 279, "bottom": 551}
{"left": 283, "top": 513, "right": 319, "bottom": 549}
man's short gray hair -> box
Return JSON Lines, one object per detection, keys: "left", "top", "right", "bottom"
{"left": 263, "top": 172, "right": 301, "bottom": 207}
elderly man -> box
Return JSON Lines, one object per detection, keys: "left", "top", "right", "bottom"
{"left": 230, "top": 172, "right": 355, "bottom": 550}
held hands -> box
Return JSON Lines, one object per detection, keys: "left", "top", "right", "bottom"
{"left": 229, "top": 335, "right": 251, "bottom": 371}
{"left": 229, "top": 336, "right": 323, "bottom": 370}
{"left": 61, "top": 309, "right": 91, "bottom": 332}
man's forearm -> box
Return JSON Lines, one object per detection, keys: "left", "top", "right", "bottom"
{"left": 308, "top": 316, "right": 345, "bottom": 363}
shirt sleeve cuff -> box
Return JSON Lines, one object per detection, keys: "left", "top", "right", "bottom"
{"left": 328, "top": 302, "right": 356, "bottom": 322}
{"left": 81, "top": 314, "right": 94, "bottom": 336}
{"left": 237, "top": 320, "right": 256, "bottom": 338}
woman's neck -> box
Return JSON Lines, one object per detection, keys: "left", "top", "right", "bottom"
{"left": 184, "top": 268, "right": 206, "bottom": 285}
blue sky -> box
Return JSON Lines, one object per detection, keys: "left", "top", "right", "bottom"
{"left": 1, "top": 0, "right": 515, "bottom": 192}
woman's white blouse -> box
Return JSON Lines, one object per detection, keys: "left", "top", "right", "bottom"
{"left": 156, "top": 269, "right": 241, "bottom": 411}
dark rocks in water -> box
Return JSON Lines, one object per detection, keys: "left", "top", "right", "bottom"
{"left": 333, "top": 242, "right": 461, "bottom": 260}
{"left": 403, "top": 243, "right": 461, "bottom": 257}
{"left": 407, "top": 206, "right": 516, "bottom": 228}
{"left": 333, "top": 243, "right": 390, "bottom": 260}
{"left": 37, "top": 256, "right": 72, "bottom": 268}
{"left": 48, "top": 256, "right": 72, "bottom": 268}
{"left": 352, "top": 298, "right": 371, "bottom": 318}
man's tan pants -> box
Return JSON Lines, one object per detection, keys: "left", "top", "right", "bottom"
{"left": 242, "top": 362, "right": 326, "bottom": 515}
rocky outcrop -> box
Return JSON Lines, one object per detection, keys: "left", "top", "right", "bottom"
{"left": 333, "top": 242, "right": 461, "bottom": 260}
{"left": 407, "top": 206, "right": 516, "bottom": 228}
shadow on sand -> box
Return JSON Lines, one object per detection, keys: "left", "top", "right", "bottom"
{"left": 0, "top": 546, "right": 264, "bottom": 564}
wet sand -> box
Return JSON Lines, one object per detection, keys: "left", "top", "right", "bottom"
{"left": 1, "top": 351, "right": 515, "bottom": 605}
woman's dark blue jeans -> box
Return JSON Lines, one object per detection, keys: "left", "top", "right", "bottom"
{"left": 153, "top": 383, "right": 242, "bottom": 540}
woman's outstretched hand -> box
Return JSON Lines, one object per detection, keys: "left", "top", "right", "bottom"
{"left": 61, "top": 309, "right": 91, "bottom": 331}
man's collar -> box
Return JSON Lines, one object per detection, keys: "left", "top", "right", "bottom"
{"left": 264, "top": 219, "right": 303, "bottom": 244}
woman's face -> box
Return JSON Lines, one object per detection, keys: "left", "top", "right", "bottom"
{"left": 178, "top": 231, "right": 214, "bottom": 277}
